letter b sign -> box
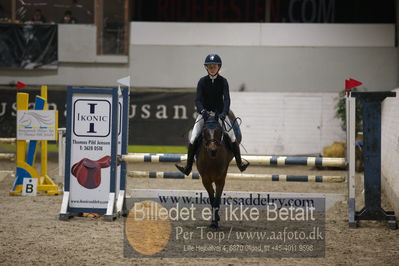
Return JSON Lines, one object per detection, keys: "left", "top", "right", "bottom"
{"left": 22, "top": 178, "right": 38, "bottom": 196}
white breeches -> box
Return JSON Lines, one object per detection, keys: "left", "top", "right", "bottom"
{"left": 190, "top": 114, "right": 236, "bottom": 144}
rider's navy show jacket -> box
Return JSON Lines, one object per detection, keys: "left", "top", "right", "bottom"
{"left": 195, "top": 75, "right": 230, "bottom": 115}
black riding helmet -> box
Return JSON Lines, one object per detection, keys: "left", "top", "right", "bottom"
{"left": 204, "top": 54, "right": 222, "bottom": 66}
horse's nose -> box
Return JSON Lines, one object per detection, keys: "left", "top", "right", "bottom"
{"left": 207, "top": 142, "right": 218, "bottom": 158}
{"left": 208, "top": 142, "right": 217, "bottom": 151}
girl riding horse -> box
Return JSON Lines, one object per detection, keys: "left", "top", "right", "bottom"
{"left": 176, "top": 54, "right": 249, "bottom": 175}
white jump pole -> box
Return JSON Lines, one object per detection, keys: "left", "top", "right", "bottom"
{"left": 58, "top": 128, "right": 66, "bottom": 178}
{"left": 346, "top": 92, "right": 356, "bottom": 227}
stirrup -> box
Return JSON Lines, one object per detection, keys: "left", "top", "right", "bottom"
{"left": 238, "top": 163, "right": 248, "bottom": 172}
{"left": 238, "top": 160, "right": 249, "bottom": 172}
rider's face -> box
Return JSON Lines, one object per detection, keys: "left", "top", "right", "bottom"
{"left": 206, "top": 64, "right": 220, "bottom": 76}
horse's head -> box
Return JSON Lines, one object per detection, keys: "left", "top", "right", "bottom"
{"left": 202, "top": 115, "right": 223, "bottom": 158}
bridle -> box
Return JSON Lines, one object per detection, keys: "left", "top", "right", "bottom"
{"left": 204, "top": 116, "right": 224, "bottom": 147}
{"left": 205, "top": 135, "right": 222, "bottom": 146}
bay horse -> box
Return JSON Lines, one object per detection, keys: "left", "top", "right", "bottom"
{"left": 196, "top": 113, "right": 240, "bottom": 229}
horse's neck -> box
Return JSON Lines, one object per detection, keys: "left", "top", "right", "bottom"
{"left": 198, "top": 143, "right": 232, "bottom": 162}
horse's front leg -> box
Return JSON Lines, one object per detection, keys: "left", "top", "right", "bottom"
{"left": 201, "top": 177, "right": 218, "bottom": 228}
{"left": 210, "top": 197, "right": 221, "bottom": 229}
{"left": 210, "top": 179, "right": 226, "bottom": 229}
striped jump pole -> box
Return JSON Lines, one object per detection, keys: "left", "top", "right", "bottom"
{"left": 0, "top": 138, "right": 16, "bottom": 160}
{"left": 0, "top": 153, "right": 15, "bottom": 161}
{"left": 122, "top": 153, "right": 346, "bottom": 168}
{"left": 128, "top": 170, "right": 346, "bottom": 183}
{"left": 0, "top": 138, "right": 16, "bottom": 144}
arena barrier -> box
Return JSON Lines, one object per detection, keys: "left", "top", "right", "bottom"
{"left": 131, "top": 189, "right": 345, "bottom": 211}
{"left": 58, "top": 83, "right": 397, "bottom": 228}
{"left": 10, "top": 85, "right": 60, "bottom": 196}
{"left": 128, "top": 170, "right": 345, "bottom": 182}
{"left": 122, "top": 153, "right": 346, "bottom": 167}
{"left": 0, "top": 138, "right": 16, "bottom": 161}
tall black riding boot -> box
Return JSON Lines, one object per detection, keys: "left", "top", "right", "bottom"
{"left": 232, "top": 141, "right": 249, "bottom": 172}
{"left": 175, "top": 143, "right": 196, "bottom": 176}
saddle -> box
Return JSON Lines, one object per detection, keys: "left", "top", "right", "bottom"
{"left": 71, "top": 156, "right": 112, "bottom": 189}
{"left": 196, "top": 112, "right": 243, "bottom": 155}
{"left": 207, "top": 111, "right": 242, "bottom": 143}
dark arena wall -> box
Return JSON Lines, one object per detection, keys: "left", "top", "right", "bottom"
{"left": 0, "top": 88, "right": 196, "bottom": 146}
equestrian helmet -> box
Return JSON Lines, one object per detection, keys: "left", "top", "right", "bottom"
{"left": 204, "top": 54, "right": 222, "bottom": 66}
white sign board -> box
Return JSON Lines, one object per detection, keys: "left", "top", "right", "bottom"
{"left": 60, "top": 86, "right": 129, "bottom": 220}
{"left": 69, "top": 94, "right": 114, "bottom": 211}
{"left": 17, "top": 110, "right": 57, "bottom": 140}
{"left": 22, "top": 178, "right": 38, "bottom": 196}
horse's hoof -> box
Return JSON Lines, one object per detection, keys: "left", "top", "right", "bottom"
{"left": 209, "top": 222, "right": 219, "bottom": 229}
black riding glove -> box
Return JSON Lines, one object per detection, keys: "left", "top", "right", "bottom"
{"left": 201, "top": 110, "right": 209, "bottom": 121}
{"left": 219, "top": 112, "right": 227, "bottom": 121}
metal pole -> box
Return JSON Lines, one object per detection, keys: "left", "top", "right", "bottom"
{"left": 58, "top": 128, "right": 66, "bottom": 178}
{"left": 347, "top": 92, "right": 356, "bottom": 227}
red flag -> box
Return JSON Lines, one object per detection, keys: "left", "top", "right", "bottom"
{"left": 17, "top": 81, "right": 26, "bottom": 90}
{"left": 345, "top": 78, "right": 362, "bottom": 91}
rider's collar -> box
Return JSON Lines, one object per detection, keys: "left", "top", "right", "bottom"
{"left": 209, "top": 74, "right": 218, "bottom": 83}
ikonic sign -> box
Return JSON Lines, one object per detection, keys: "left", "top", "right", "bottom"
{"left": 17, "top": 110, "right": 57, "bottom": 140}
{"left": 66, "top": 90, "right": 119, "bottom": 214}
{"left": 73, "top": 100, "right": 111, "bottom": 137}
{"left": 69, "top": 96, "right": 113, "bottom": 210}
